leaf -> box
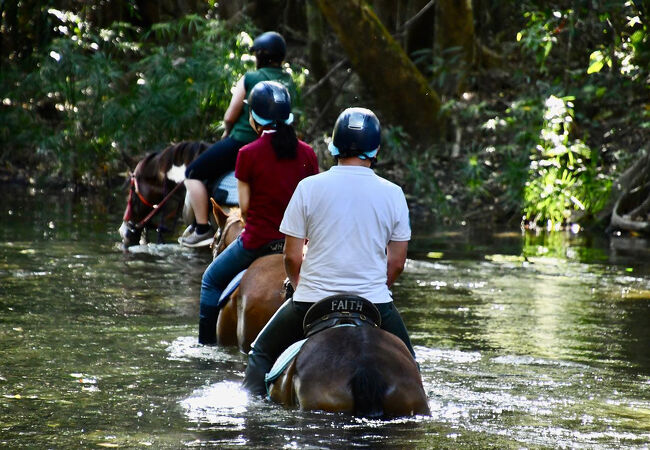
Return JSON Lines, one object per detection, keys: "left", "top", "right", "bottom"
{"left": 587, "top": 50, "right": 605, "bottom": 74}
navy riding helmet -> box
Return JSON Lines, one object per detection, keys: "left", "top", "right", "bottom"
{"left": 328, "top": 107, "right": 381, "bottom": 159}
{"left": 250, "top": 31, "right": 286, "bottom": 63}
{"left": 248, "top": 80, "right": 294, "bottom": 126}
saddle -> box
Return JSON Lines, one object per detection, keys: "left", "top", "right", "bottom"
{"left": 265, "top": 294, "right": 382, "bottom": 393}
{"left": 302, "top": 294, "right": 381, "bottom": 338}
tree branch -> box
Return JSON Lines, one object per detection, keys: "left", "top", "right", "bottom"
{"left": 302, "top": 58, "right": 347, "bottom": 98}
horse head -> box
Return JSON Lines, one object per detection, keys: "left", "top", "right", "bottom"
{"left": 119, "top": 141, "right": 209, "bottom": 247}
{"left": 210, "top": 198, "right": 244, "bottom": 259}
{"left": 119, "top": 154, "right": 164, "bottom": 247}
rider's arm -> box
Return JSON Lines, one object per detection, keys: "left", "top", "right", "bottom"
{"left": 222, "top": 77, "right": 246, "bottom": 137}
{"left": 283, "top": 235, "right": 304, "bottom": 289}
{"left": 237, "top": 179, "right": 250, "bottom": 224}
{"left": 386, "top": 240, "right": 408, "bottom": 288}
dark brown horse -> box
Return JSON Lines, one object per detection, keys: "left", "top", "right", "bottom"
{"left": 210, "top": 200, "right": 288, "bottom": 353}
{"left": 267, "top": 296, "right": 430, "bottom": 418}
{"left": 119, "top": 141, "right": 209, "bottom": 247}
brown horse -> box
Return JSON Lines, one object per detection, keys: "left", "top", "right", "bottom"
{"left": 267, "top": 296, "right": 430, "bottom": 418}
{"left": 119, "top": 141, "right": 209, "bottom": 247}
{"left": 210, "top": 200, "right": 288, "bottom": 353}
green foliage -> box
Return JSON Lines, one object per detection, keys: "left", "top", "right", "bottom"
{"left": 516, "top": 10, "right": 561, "bottom": 73}
{"left": 381, "top": 125, "right": 452, "bottom": 217}
{"left": 586, "top": 9, "right": 649, "bottom": 80}
{"left": 0, "top": 11, "right": 258, "bottom": 182}
{"left": 523, "top": 95, "right": 611, "bottom": 226}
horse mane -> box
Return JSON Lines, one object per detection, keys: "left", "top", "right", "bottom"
{"left": 169, "top": 141, "right": 210, "bottom": 167}
{"left": 136, "top": 141, "right": 210, "bottom": 183}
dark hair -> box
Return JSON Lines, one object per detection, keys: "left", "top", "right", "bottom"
{"left": 255, "top": 52, "right": 283, "bottom": 69}
{"left": 271, "top": 122, "right": 298, "bottom": 159}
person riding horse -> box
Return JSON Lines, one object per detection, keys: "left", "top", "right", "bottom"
{"left": 242, "top": 107, "right": 416, "bottom": 396}
{"left": 198, "top": 81, "right": 318, "bottom": 345}
{"left": 181, "top": 31, "right": 298, "bottom": 247}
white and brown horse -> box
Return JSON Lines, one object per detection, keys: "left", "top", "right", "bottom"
{"left": 119, "top": 141, "right": 210, "bottom": 247}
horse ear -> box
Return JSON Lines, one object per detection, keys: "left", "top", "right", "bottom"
{"left": 121, "top": 151, "right": 138, "bottom": 172}
{"left": 210, "top": 198, "right": 229, "bottom": 230}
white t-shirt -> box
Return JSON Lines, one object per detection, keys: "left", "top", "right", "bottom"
{"left": 279, "top": 165, "right": 411, "bottom": 303}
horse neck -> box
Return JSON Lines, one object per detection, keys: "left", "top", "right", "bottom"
{"left": 215, "top": 215, "right": 244, "bottom": 255}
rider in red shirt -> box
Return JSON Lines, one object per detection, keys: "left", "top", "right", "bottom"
{"left": 236, "top": 132, "right": 317, "bottom": 250}
{"left": 198, "top": 81, "right": 319, "bottom": 345}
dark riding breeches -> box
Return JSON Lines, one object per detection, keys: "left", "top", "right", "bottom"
{"left": 242, "top": 299, "right": 310, "bottom": 396}
{"left": 184, "top": 136, "right": 245, "bottom": 183}
{"left": 242, "top": 299, "right": 416, "bottom": 396}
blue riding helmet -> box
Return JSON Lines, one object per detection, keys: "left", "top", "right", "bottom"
{"left": 328, "top": 107, "right": 380, "bottom": 159}
{"left": 249, "top": 81, "right": 294, "bottom": 126}
{"left": 250, "top": 31, "right": 286, "bottom": 62}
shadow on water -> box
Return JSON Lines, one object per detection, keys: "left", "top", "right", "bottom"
{"left": 1, "top": 185, "right": 649, "bottom": 448}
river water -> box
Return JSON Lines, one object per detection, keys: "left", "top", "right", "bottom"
{"left": 1, "top": 185, "right": 649, "bottom": 448}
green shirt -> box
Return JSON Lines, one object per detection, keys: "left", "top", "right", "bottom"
{"left": 229, "top": 67, "right": 297, "bottom": 144}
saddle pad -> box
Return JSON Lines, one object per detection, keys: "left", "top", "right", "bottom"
{"left": 263, "top": 324, "right": 358, "bottom": 394}
{"left": 217, "top": 269, "right": 246, "bottom": 309}
{"left": 214, "top": 171, "right": 238, "bottom": 206}
{"left": 264, "top": 338, "right": 307, "bottom": 390}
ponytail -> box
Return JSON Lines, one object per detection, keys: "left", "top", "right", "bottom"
{"left": 271, "top": 122, "right": 298, "bottom": 160}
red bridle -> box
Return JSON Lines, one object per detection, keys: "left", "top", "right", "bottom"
{"left": 123, "top": 160, "right": 184, "bottom": 230}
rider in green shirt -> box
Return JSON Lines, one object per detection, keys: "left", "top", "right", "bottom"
{"left": 181, "top": 31, "right": 297, "bottom": 247}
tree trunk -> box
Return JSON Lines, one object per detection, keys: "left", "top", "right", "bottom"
{"left": 306, "top": 1, "right": 333, "bottom": 111}
{"left": 598, "top": 150, "right": 650, "bottom": 235}
{"left": 315, "top": 0, "right": 443, "bottom": 145}
{"left": 434, "top": 0, "right": 475, "bottom": 94}
{"left": 372, "top": 0, "right": 401, "bottom": 33}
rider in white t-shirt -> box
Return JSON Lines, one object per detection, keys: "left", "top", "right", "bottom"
{"left": 242, "top": 107, "right": 416, "bottom": 396}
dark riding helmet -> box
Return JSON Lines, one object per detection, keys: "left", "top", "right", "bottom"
{"left": 328, "top": 107, "right": 381, "bottom": 159}
{"left": 248, "top": 80, "right": 293, "bottom": 126}
{"left": 250, "top": 31, "right": 286, "bottom": 64}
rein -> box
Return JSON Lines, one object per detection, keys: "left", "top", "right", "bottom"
{"left": 126, "top": 157, "right": 185, "bottom": 230}
{"left": 214, "top": 216, "right": 244, "bottom": 254}
{"left": 132, "top": 180, "right": 185, "bottom": 230}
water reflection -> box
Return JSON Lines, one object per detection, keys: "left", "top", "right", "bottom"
{"left": 1, "top": 186, "right": 650, "bottom": 448}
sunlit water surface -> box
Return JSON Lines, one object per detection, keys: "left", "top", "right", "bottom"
{"left": 1, "top": 186, "right": 649, "bottom": 448}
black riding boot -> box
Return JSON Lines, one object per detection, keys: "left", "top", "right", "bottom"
{"left": 375, "top": 302, "right": 417, "bottom": 359}
{"left": 242, "top": 350, "right": 274, "bottom": 396}
{"left": 198, "top": 304, "right": 219, "bottom": 345}
{"left": 242, "top": 299, "right": 310, "bottom": 396}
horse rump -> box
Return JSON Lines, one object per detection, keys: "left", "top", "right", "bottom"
{"left": 349, "top": 365, "right": 388, "bottom": 418}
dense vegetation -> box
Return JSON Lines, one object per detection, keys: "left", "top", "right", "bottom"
{"left": 1, "top": 1, "right": 648, "bottom": 229}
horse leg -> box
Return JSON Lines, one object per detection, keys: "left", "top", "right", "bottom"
{"left": 291, "top": 350, "right": 356, "bottom": 414}
{"left": 267, "top": 358, "right": 298, "bottom": 406}
{"left": 237, "top": 255, "right": 286, "bottom": 353}
{"left": 216, "top": 289, "right": 239, "bottom": 347}
{"left": 238, "top": 288, "right": 283, "bottom": 353}
{"left": 380, "top": 344, "right": 430, "bottom": 416}
{"left": 383, "top": 376, "right": 430, "bottom": 416}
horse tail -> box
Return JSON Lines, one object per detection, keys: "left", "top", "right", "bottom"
{"left": 350, "top": 365, "right": 387, "bottom": 418}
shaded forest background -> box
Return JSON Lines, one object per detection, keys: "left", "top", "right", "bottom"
{"left": 1, "top": 0, "right": 649, "bottom": 230}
